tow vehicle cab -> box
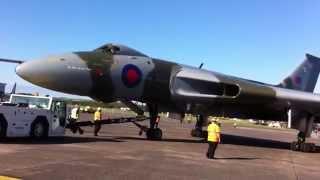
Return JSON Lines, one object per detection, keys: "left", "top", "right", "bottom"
{"left": 0, "top": 94, "right": 67, "bottom": 137}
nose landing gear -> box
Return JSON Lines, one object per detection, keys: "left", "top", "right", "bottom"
{"left": 191, "top": 114, "right": 206, "bottom": 138}
{"left": 146, "top": 128, "right": 163, "bottom": 140}
{"left": 145, "top": 104, "right": 162, "bottom": 140}
{"left": 133, "top": 104, "right": 163, "bottom": 140}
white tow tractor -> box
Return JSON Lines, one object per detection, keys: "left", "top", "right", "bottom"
{"left": 0, "top": 94, "right": 67, "bottom": 138}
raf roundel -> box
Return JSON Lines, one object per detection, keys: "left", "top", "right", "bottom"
{"left": 121, "top": 64, "right": 143, "bottom": 88}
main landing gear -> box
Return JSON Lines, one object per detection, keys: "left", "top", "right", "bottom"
{"left": 145, "top": 104, "right": 162, "bottom": 140}
{"left": 191, "top": 114, "right": 205, "bottom": 138}
{"left": 290, "top": 132, "right": 316, "bottom": 152}
{"left": 134, "top": 104, "right": 162, "bottom": 140}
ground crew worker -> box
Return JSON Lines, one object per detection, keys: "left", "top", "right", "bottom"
{"left": 70, "top": 105, "right": 84, "bottom": 134}
{"left": 206, "top": 117, "right": 221, "bottom": 159}
{"left": 93, "top": 107, "right": 102, "bottom": 136}
{"left": 155, "top": 115, "right": 160, "bottom": 128}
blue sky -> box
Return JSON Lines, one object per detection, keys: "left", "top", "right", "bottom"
{"left": 1, "top": 0, "right": 320, "bottom": 96}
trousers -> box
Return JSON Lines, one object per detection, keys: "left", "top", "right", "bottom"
{"left": 94, "top": 121, "right": 101, "bottom": 136}
{"left": 207, "top": 141, "right": 218, "bottom": 159}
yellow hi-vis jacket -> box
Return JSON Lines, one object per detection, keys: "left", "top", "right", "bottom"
{"left": 207, "top": 123, "right": 221, "bottom": 142}
{"left": 94, "top": 111, "right": 102, "bottom": 121}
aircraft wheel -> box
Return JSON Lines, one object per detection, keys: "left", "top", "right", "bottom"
{"left": 300, "top": 143, "right": 316, "bottom": 153}
{"left": 191, "top": 129, "right": 202, "bottom": 137}
{"left": 290, "top": 141, "right": 299, "bottom": 151}
{"left": 154, "top": 128, "right": 162, "bottom": 140}
{"left": 300, "top": 143, "right": 310, "bottom": 152}
{"left": 146, "top": 128, "right": 162, "bottom": 140}
{"left": 310, "top": 143, "right": 316, "bottom": 152}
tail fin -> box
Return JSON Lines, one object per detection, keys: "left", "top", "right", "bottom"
{"left": 279, "top": 54, "right": 320, "bottom": 92}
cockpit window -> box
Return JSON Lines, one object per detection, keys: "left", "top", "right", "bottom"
{"left": 95, "top": 43, "right": 148, "bottom": 57}
{"left": 96, "top": 44, "right": 120, "bottom": 54}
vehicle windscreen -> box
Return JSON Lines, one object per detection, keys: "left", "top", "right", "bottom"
{"left": 10, "top": 96, "right": 50, "bottom": 109}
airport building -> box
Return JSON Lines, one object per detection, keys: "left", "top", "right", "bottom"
{"left": 0, "top": 83, "right": 6, "bottom": 96}
{"left": 0, "top": 83, "right": 6, "bottom": 102}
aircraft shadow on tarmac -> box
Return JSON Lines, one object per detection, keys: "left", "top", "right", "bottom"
{"left": 115, "top": 136, "right": 205, "bottom": 143}
{"left": 221, "top": 134, "right": 320, "bottom": 153}
{"left": 0, "top": 133, "right": 319, "bottom": 153}
{"left": 115, "top": 134, "right": 320, "bottom": 153}
{"left": 0, "top": 136, "right": 124, "bottom": 145}
{"left": 214, "top": 157, "right": 259, "bottom": 160}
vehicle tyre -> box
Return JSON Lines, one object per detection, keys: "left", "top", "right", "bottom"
{"left": 31, "top": 120, "right": 48, "bottom": 139}
{"left": 0, "top": 118, "right": 7, "bottom": 138}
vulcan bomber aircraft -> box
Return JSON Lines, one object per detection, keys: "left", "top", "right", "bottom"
{"left": 1, "top": 43, "right": 320, "bottom": 152}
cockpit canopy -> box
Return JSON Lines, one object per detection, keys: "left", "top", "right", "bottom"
{"left": 94, "top": 43, "right": 148, "bottom": 57}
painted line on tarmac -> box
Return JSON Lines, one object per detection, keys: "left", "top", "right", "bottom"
{"left": 0, "top": 175, "right": 21, "bottom": 180}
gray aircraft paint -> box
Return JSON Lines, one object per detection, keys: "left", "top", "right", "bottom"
{"left": 111, "top": 55, "right": 155, "bottom": 100}
{"left": 16, "top": 53, "right": 92, "bottom": 96}
{"left": 4, "top": 43, "right": 320, "bottom": 137}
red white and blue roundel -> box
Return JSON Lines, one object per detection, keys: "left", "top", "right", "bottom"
{"left": 122, "top": 64, "right": 142, "bottom": 88}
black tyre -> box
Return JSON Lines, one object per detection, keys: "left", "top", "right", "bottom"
{"left": 301, "top": 143, "right": 316, "bottom": 153}
{"left": 146, "top": 128, "right": 152, "bottom": 139}
{"left": 0, "top": 118, "right": 7, "bottom": 138}
{"left": 300, "top": 143, "right": 312, "bottom": 153}
{"left": 153, "top": 128, "right": 163, "bottom": 140}
{"left": 310, "top": 143, "right": 316, "bottom": 152}
{"left": 146, "top": 128, "right": 163, "bottom": 140}
{"left": 30, "top": 120, "right": 48, "bottom": 138}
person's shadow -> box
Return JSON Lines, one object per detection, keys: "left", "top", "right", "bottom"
{"left": 115, "top": 133, "right": 320, "bottom": 153}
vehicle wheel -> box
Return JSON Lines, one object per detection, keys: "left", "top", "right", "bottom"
{"left": 290, "top": 141, "right": 299, "bottom": 151}
{"left": 31, "top": 121, "right": 48, "bottom": 138}
{"left": 0, "top": 120, "right": 7, "bottom": 138}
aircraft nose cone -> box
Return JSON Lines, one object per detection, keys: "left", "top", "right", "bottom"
{"left": 16, "top": 60, "right": 45, "bottom": 82}
{"left": 15, "top": 53, "right": 93, "bottom": 96}
{"left": 15, "top": 64, "right": 24, "bottom": 78}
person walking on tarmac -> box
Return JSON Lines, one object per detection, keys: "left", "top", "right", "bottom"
{"left": 155, "top": 115, "right": 160, "bottom": 128}
{"left": 93, "top": 107, "right": 102, "bottom": 136}
{"left": 70, "top": 105, "right": 84, "bottom": 134}
{"left": 207, "top": 117, "right": 221, "bottom": 159}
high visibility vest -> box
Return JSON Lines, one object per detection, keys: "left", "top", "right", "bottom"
{"left": 94, "top": 111, "right": 102, "bottom": 121}
{"left": 207, "top": 123, "right": 221, "bottom": 142}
